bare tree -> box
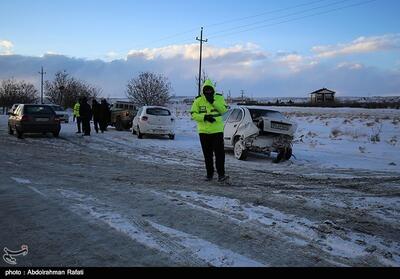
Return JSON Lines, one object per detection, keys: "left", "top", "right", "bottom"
{"left": 45, "top": 71, "right": 101, "bottom": 108}
{"left": 0, "top": 78, "right": 38, "bottom": 113}
{"left": 126, "top": 72, "right": 172, "bottom": 106}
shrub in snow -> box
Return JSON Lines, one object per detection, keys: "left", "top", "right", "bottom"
{"left": 307, "top": 131, "right": 317, "bottom": 138}
{"left": 388, "top": 136, "right": 397, "bottom": 146}
{"left": 330, "top": 128, "right": 343, "bottom": 138}
{"left": 370, "top": 124, "right": 382, "bottom": 143}
{"left": 366, "top": 122, "right": 375, "bottom": 127}
{"left": 359, "top": 146, "right": 366, "bottom": 153}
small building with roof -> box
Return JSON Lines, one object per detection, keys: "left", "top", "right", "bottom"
{"left": 309, "top": 88, "right": 336, "bottom": 104}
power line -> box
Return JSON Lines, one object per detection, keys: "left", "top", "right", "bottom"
{"left": 204, "top": 0, "right": 328, "bottom": 28}
{"left": 208, "top": 0, "right": 377, "bottom": 40}
{"left": 207, "top": 0, "right": 350, "bottom": 37}
{"left": 123, "top": 0, "right": 333, "bottom": 50}
{"left": 111, "top": 0, "right": 376, "bottom": 57}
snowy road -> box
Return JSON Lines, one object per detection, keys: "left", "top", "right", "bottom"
{"left": 1, "top": 113, "right": 399, "bottom": 267}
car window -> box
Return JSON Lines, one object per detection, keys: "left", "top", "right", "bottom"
{"left": 236, "top": 109, "right": 243, "bottom": 122}
{"left": 24, "top": 105, "right": 54, "bottom": 115}
{"left": 249, "top": 109, "right": 284, "bottom": 120}
{"left": 227, "top": 109, "right": 241, "bottom": 123}
{"left": 222, "top": 110, "right": 232, "bottom": 122}
{"left": 14, "top": 106, "right": 21, "bottom": 115}
{"left": 51, "top": 106, "right": 64, "bottom": 111}
{"left": 146, "top": 108, "right": 171, "bottom": 116}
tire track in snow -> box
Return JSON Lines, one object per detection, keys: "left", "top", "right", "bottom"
{"left": 57, "top": 188, "right": 265, "bottom": 267}
{"left": 153, "top": 189, "right": 400, "bottom": 266}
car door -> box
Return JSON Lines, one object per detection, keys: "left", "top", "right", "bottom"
{"left": 132, "top": 107, "right": 142, "bottom": 130}
{"left": 9, "top": 105, "right": 21, "bottom": 127}
{"left": 223, "top": 108, "right": 243, "bottom": 146}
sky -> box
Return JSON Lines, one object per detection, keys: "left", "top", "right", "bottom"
{"left": 0, "top": 0, "right": 399, "bottom": 98}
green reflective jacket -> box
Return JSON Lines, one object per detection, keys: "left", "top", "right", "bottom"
{"left": 73, "top": 102, "right": 80, "bottom": 117}
{"left": 191, "top": 79, "right": 228, "bottom": 134}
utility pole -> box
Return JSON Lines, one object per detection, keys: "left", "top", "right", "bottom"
{"left": 38, "top": 66, "right": 46, "bottom": 104}
{"left": 196, "top": 27, "right": 208, "bottom": 96}
{"left": 241, "top": 90, "right": 245, "bottom": 102}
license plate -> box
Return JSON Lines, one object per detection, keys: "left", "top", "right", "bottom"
{"left": 36, "top": 118, "right": 49, "bottom": 122}
{"left": 271, "top": 122, "right": 289, "bottom": 130}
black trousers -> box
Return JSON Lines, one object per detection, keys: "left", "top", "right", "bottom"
{"left": 199, "top": 132, "right": 225, "bottom": 178}
{"left": 93, "top": 118, "right": 99, "bottom": 133}
{"left": 76, "top": 117, "right": 82, "bottom": 133}
{"left": 82, "top": 118, "right": 91, "bottom": 135}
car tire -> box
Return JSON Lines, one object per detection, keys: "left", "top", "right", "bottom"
{"left": 53, "top": 131, "right": 60, "bottom": 138}
{"left": 234, "top": 139, "right": 248, "bottom": 160}
{"left": 169, "top": 134, "right": 175, "bottom": 140}
{"left": 16, "top": 128, "right": 23, "bottom": 139}
{"left": 8, "top": 125, "right": 14, "bottom": 135}
{"left": 284, "top": 147, "right": 293, "bottom": 160}
{"left": 137, "top": 127, "right": 143, "bottom": 139}
{"left": 274, "top": 149, "right": 285, "bottom": 163}
{"left": 131, "top": 127, "right": 136, "bottom": 135}
{"left": 115, "top": 118, "right": 123, "bottom": 131}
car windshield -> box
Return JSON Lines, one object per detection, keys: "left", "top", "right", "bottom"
{"left": 248, "top": 109, "right": 284, "bottom": 120}
{"left": 24, "top": 105, "right": 54, "bottom": 115}
{"left": 146, "top": 108, "right": 171, "bottom": 116}
{"left": 51, "top": 106, "right": 64, "bottom": 111}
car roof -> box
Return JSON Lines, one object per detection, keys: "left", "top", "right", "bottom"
{"left": 231, "top": 105, "right": 280, "bottom": 113}
{"left": 143, "top": 106, "right": 170, "bottom": 110}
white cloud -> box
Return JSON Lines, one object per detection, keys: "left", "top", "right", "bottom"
{"left": 105, "top": 51, "right": 121, "bottom": 61}
{"left": 128, "top": 43, "right": 266, "bottom": 64}
{"left": 1, "top": 38, "right": 399, "bottom": 97}
{"left": 0, "top": 40, "right": 14, "bottom": 55}
{"left": 312, "top": 34, "right": 400, "bottom": 58}
{"left": 336, "top": 62, "right": 364, "bottom": 70}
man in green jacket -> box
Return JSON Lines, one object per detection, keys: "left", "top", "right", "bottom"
{"left": 191, "top": 79, "right": 229, "bottom": 182}
{"left": 73, "top": 99, "right": 81, "bottom": 133}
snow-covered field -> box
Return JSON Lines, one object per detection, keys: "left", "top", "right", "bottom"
{"left": 39, "top": 105, "right": 400, "bottom": 174}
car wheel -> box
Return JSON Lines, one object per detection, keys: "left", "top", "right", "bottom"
{"left": 53, "top": 131, "right": 60, "bottom": 137}
{"left": 234, "top": 139, "right": 248, "bottom": 160}
{"left": 274, "top": 149, "right": 285, "bottom": 163}
{"left": 132, "top": 127, "right": 136, "bottom": 135}
{"left": 169, "top": 134, "right": 175, "bottom": 140}
{"left": 16, "top": 128, "right": 23, "bottom": 139}
{"left": 284, "top": 147, "right": 293, "bottom": 160}
{"left": 115, "top": 118, "right": 123, "bottom": 131}
{"left": 8, "top": 125, "right": 14, "bottom": 135}
{"left": 137, "top": 127, "right": 143, "bottom": 139}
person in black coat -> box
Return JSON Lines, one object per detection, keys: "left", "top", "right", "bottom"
{"left": 99, "top": 99, "right": 110, "bottom": 133}
{"left": 92, "top": 99, "right": 100, "bottom": 133}
{"left": 79, "top": 97, "right": 92, "bottom": 136}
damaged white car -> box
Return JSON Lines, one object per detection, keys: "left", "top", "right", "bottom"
{"left": 223, "top": 106, "right": 297, "bottom": 162}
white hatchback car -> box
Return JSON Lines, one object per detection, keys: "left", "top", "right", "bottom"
{"left": 48, "top": 104, "right": 69, "bottom": 123}
{"left": 132, "top": 106, "right": 175, "bottom": 140}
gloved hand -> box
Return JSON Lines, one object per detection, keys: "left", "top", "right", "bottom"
{"left": 204, "top": 114, "right": 216, "bottom": 123}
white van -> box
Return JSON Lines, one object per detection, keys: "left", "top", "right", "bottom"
{"left": 132, "top": 106, "right": 175, "bottom": 140}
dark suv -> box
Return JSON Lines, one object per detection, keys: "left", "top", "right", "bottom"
{"left": 8, "top": 104, "right": 61, "bottom": 139}
{"left": 110, "top": 101, "right": 137, "bottom": 131}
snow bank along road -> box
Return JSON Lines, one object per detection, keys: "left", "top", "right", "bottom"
{"left": 0, "top": 119, "right": 399, "bottom": 266}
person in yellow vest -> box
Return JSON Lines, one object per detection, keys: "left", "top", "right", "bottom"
{"left": 73, "top": 99, "right": 81, "bottom": 133}
{"left": 191, "top": 79, "right": 229, "bottom": 182}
